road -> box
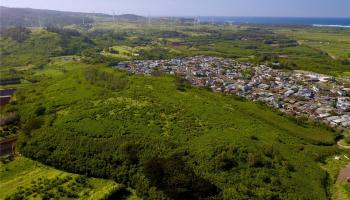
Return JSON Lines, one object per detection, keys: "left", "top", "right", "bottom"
{"left": 338, "top": 139, "right": 350, "bottom": 149}
{"left": 336, "top": 163, "right": 350, "bottom": 183}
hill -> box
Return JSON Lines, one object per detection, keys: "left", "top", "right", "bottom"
{"left": 0, "top": 6, "right": 144, "bottom": 28}
{"left": 6, "top": 59, "right": 342, "bottom": 199}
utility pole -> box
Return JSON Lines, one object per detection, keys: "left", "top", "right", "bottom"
{"left": 38, "top": 15, "right": 42, "bottom": 28}
{"left": 92, "top": 11, "right": 96, "bottom": 26}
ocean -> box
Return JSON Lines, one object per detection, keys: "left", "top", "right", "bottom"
{"left": 197, "top": 16, "right": 350, "bottom": 27}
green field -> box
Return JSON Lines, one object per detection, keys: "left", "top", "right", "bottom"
{"left": 0, "top": 156, "right": 124, "bottom": 200}
{"left": 276, "top": 27, "right": 350, "bottom": 59}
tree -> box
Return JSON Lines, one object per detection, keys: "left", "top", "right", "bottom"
{"left": 35, "top": 106, "right": 46, "bottom": 116}
{"left": 1, "top": 27, "right": 31, "bottom": 42}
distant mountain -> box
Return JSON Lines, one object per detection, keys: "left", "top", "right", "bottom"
{"left": 117, "top": 14, "right": 145, "bottom": 21}
{"left": 0, "top": 6, "right": 144, "bottom": 28}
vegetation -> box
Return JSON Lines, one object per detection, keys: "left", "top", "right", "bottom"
{"left": 321, "top": 156, "right": 349, "bottom": 199}
{"left": 2, "top": 59, "right": 340, "bottom": 199}
{"left": 0, "top": 156, "right": 130, "bottom": 200}
{"left": 1, "top": 11, "right": 349, "bottom": 199}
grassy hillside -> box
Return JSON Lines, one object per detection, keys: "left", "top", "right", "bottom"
{"left": 0, "top": 156, "right": 125, "bottom": 199}
{"left": 5, "top": 60, "right": 342, "bottom": 199}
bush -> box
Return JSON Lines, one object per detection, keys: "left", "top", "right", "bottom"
{"left": 35, "top": 106, "right": 46, "bottom": 116}
{"left": 345, "top": 137, "right": 350, "bottom": 145}
{"left": 144, "top": 156, "right": 220, "bottom": 199}
{"left": 1, "top": 27, "right": 31, "bottom": 42}
{"left": 175, "top": 75, "right": 190, "bottom": 91}
{"left": 23, "top": 118, "right": 44, "bottom": 134}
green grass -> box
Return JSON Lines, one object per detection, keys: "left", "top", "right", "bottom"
{"left": 275, "top": 27, "right": 350, "bottom": 60}
{"left": 0, "top": 156, "right": 120, "bottom": 200}
{"left": 101, "top": 45, "right": 134, "bottom": 59}
{"left": 321, "top": 155, "right": 350, "bottom": 200}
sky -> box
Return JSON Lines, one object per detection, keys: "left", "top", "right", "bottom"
{"left": 1, "top": 0, "right": 350, "bottom": 18}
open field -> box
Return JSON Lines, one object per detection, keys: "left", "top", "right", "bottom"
{"left": 275, "top": 27, "right": 350, "bottom": 60}
{"left": 0, "top": 156, "right": 123, "bottom": 200}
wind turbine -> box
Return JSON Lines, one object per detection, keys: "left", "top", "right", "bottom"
{"left": 38, "top": 15, "right": 42, "bottom": 28}
{"left": 112, "top": 11, "right": 116, "bottom": 23}
{"left": 92, "top": 11, "right": 97, "bottom": 26}
{"left": 148, "top": 15, "right": 151, "bottom": 27}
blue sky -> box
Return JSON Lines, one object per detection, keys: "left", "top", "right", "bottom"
{"left": 1, "top": 0, "right": 349, "bottom": 17}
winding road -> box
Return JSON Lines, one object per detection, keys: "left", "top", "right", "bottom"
{"left": 336, "top": 139, "right": 350, "bottom": 185}
{"left": 338, "top": 139, "right": 350, "bottom": 149}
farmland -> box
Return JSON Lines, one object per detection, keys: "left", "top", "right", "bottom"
{"left": 2, "top": 21, "right": 350, "bottom": 76}
{"left": 0, "top": 156, "right": 135, "bottom": 199}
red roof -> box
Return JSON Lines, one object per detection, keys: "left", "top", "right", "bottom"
{"left": 0, "top": 96, "right": 11, "bottom": 107}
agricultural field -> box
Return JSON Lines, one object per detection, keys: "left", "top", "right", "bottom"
{"left": 1, "top": 22, "right": 349, "bottom": 76}
{"left": 0, "top": 156, "right": 133, "bottom": 200}
{"left": 275, "top": 27, "right": 350, "bottom": 60}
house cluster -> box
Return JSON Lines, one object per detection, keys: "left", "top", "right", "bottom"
{"left": 113, "top": 56, "right": 350, "bottom": 130}
{"left": 0, "top": 89, "right": 16, "bottom": 108}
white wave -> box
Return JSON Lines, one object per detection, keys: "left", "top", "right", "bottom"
{"left": 313, "top": 24, "right": 350, "bottom": 28}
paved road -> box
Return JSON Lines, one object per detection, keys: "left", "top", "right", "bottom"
{"left": 337, "top": 140, "right": 350, "bottom": 149}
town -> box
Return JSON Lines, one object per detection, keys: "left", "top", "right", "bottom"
{"left": 114, "top": 56, "right": 350, "bottom": 131}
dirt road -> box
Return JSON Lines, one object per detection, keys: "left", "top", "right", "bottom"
{"left": 337, "top": 163, "right": 350, "bottom": 184}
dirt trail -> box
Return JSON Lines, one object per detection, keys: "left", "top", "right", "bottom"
{"left": 336, "top": 163, "right": 350, "bottom": 184}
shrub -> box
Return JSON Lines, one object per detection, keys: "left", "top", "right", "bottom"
{"left": 35, "top": 106, "right": 46, "bottom": 116}
{"left": 144, "top": 156, "right": 220, "bottom": 199}
{"left": 23, "top": 118, "right": 44, "bottom": 134}
{"left": 345, "top": 137, "right": 350, "bottom": 145}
